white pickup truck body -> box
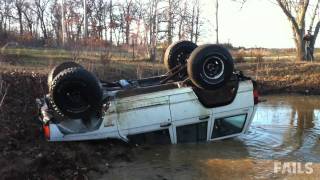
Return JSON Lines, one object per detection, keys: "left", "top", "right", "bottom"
{"left": 40, "top": 78, "right": 257, "bottom": 144}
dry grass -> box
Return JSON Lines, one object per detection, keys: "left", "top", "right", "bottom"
{"left": 236, "top": 61, "right": 320, "bottom": 94}
{"left": 1, "top": 48, "right": 320, "bottom": 95}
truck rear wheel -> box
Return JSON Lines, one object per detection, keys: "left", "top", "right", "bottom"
{"left": 48, "top": 61, "right": 83, "bottom": 91}
{"left": 187, "top": 44, "right": 234, "bottom": 90}
{"left": 164, "top": 41, "right": 197, "bottom": 79}
{"left": 49, "top": 67, "right": 103, "bottom": 119}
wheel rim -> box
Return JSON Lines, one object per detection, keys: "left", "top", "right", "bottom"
{"left": 202, "top": 56, "right": 225, "bottom": 80}
{"left": 176, "top": 51, "right": 191, "bottom": 65}
{"left": 59, "top": 81, "right": 90, "bottom": 113}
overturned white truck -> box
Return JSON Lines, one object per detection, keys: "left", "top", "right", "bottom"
{"left": 37, "top": 41, "right": 259, "bottom": 144}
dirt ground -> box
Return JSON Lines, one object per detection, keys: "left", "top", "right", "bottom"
{"left": 236, "top": 61, "right": 320, "bottom": 95}
{"left": 0, "top": 72, "right": 135, "bottom": 179}
{"left": 1, "top": 60, "right": 320, "bottom": 179}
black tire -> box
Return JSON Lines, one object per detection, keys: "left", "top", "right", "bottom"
{"left": 187, "top": 44, "right": 234, "bottom": 90}
{"left": 164, "top": 40, "right": 197, "bottom": 71}
{"left": 48, "top": 61, "right": 83, "bottom": 91}
{"left": 50, "top": 67, "right": 103, "bottom": 119}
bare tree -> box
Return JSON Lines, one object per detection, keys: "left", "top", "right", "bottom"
{"left": 92, "top": 0, "right": 107, "bottom": 40}
{"left": 306, "top": 0, "right": 320, "bottom": 60}
{"left": 189, "top": 0, "right": 201, "bottom": 43}
{"left": 0, "top": 0, "right": 5, "bottom": 32}
{"left": 83, "top": 0, "right": 88, "bottom": 38}
{"left": 194, "top": 0, "right": 201, "bottom": 43}
{"left": 167, "top": 0, "right": 178, "bottom": 44}
{"left": 50, "top": 0, "right": 62, "bottom": 44}
{"left": 122, "top": 0, "right": 138, "bottom": 45}
{"left": 61, "top": 0, "right": 66, "bottom": 45}
{"left": 144, "top": 0, "right": 160, "bottom": 61}
{"left": 35, "top": 0, "right": 50, "bottom": 39}
{"left": 14, "top": 0, "right": 25, "bottom": 36}
{"left": 177, "top": 1, "right": 188, "bottom": 40}
{"left": 215, "top": 0, "right": 219, "bottom": 44}
{"left": 190, "top": 1, "right": 195, "bottom": 42}
{"left": 109, "top": 0, "right": 114, "bottom": 44}
{"left": 276, "top": 0, "right": 320, "bottom": 61}
{"left": 0, "top": 0, "right": 206, "bottom": 50}
{"left": 22, "top": 2, "right": 35, "bottom": 35}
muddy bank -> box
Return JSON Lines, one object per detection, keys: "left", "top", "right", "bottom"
{"left": 0, "top": 72, "right": 133, "bottom": 179}
{"left": 237, "top": 61, "right": 320, "bottom": 95}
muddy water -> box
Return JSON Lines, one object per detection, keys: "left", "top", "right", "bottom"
{"left": 102, "top": 95, "right": 320, "bottom": 180}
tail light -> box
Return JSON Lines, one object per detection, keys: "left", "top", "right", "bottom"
{"left": 253, "top": 89, "right": 259, "bottom": 105}
{"left": 252, "top": 80, "right": 259, "bottom": 105}
{"left": 43, "top": 125, "right": 50, "bottom": 140}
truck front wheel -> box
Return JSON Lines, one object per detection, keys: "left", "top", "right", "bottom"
{"left": 47, "top": 61, "right": 83, "bottom": 91}
{"left": 187, "top": 44, "right": 234, "bottom": 90}
{"left": 49, "top": 67, "right": 103, "bottom": 119}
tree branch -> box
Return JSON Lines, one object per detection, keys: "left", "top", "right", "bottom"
{"left": 299, "top": 0, "right": 310, "bottom": 27}
{"left": 276, "top": 0, "right": 300, "bottom": 31}
{"left": 311, "top": 21, "right": 320, "bottom": 47}
{"left": 309, "top": 0, "right": 320, "bottom": 31}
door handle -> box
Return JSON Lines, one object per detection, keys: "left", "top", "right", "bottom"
{"left": 160, "top": 122, "right": 172, "bottom": 127}
{"left": 199, "top": 115, "right": 210, "bottom": 121}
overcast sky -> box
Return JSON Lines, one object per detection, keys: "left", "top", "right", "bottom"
{"left": 199, "top": 0, "right": 320, "bottom": 48}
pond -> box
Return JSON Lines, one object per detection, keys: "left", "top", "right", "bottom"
{"left": 101, "top": 95, "right": 320, "bottom": 180}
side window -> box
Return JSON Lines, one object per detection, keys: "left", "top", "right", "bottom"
{"left": 211, "top": 114, "right": 247, "bottom": 139}
{"left": 176, "top": 122, "right": 208, "bottom": 143}
{"left": 128, "top": 129, "right": 171, "bottom": 145}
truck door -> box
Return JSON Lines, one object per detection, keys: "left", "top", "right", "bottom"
{"left": 169, "top": 89, "right": 212, "bottom": 144}
{"left": 115, "top": 94, "right": 174, "bottom": 143}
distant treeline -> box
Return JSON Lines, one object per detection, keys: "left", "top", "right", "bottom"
{"left": 0, "top": 0, "right": 206, "bottom": 60}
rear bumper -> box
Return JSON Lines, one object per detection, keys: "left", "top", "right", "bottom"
{"left": 37, "top": 97, "right": 120, "bottom": 141}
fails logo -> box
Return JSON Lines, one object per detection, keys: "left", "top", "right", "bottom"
{"left": 274, "top": 161, "right": 313, "bottom": 174}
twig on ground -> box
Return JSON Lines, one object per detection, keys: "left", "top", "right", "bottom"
{"left": 0, "top": 76, "right": 9, "bottom": 109}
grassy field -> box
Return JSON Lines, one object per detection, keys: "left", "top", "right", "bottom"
{"left": 0, "top": 46, "right": 159, "bottom": 63}
{"left": 1, "top": 47, "right": 320, "bottom": 94}
{"left": 0, "top": 47, "right": 166, "bottom": 81}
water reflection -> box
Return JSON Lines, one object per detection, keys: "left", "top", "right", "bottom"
{"left": 247, "top": 95, "right": 320, "bottom": 162}
{"left": 103, "top": 95, "right": 320, "bottom": 180}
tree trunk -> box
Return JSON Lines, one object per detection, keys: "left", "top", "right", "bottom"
{"left": 215, "top": 0, "right": 219, "bottom": 44}
{"left": 190, "top": 4, "right": 195, "bottom": 42}
{"left": 296, "top": 40, "right": 305, "bottom": 62}
{"left": 109, "top": 0, "right": 113, "bottom": 44}
{"left": 0, "top": 17, "right": 3, "bottom": 33}
{"left": 294, "top": 30, "right": 305, "bottom": 62}
{"left": 18, "top": 8, "right": 23, "bottom": 35}
{"left": 195, "top": 1, "right": 200, "bottom": 44}
{"left": 276, "top": 0, "right": 309, "bottom": 61}
{"left": 125, "top": 22, "right": 130, "bottom": 44}
{"left": 167, "top": 0, "right": 173, "bottom": 44}
{"left": 178, "top": 19, "right": 183, "bottom": 40}
{"left": 83, "top": 0, "right": 88, "bottom": 38}
{"left": 309, "top": 22, "right": 320, "bottom": 61}
{"left": 61, "top": 0, "right": 66, "bottom": 45}
{"left": 40, "top": 17, "right": 47, "bottom": 39}
{"left": 150, "top": 2, "right": 158, "bottom": 62}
